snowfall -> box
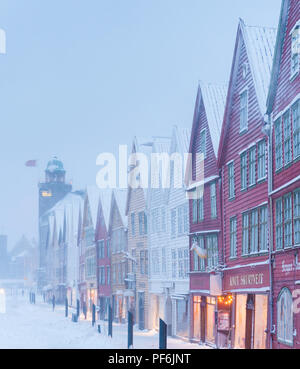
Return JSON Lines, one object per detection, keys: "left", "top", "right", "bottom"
{"left": 0, "top": 290, "right": 208, "bottom": 349}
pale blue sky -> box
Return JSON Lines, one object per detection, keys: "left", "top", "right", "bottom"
{"left": 0, "top": 0, "right": 281, "bottom": 248}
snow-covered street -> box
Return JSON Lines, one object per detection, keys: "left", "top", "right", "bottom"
{"left": 0, "top": 291, "right": 207, "bottom": 349}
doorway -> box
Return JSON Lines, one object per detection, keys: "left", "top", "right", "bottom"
{"left": 245, "top": 294, "right": 255, "bottom": 349}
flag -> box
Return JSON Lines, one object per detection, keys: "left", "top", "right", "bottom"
{"left": 25, "top": 160, "right": 37, "bottom": 167}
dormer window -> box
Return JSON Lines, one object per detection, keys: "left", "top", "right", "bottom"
{"left": 291, "top": 24, "right": 300, "bottom": 78}
{"left": 240, "top": 89, "right": 248, "bottom": 133}
{"left": 242, "top": 63, "right": 249, "bottom": 79}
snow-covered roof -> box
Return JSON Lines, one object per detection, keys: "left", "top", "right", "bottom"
{"left": 199, "top": 82, "right": 228, "bottom": 156}
{"left": 86, "top": 186, "right": 101, "bottom": 229}
{"left": 113, "top": 188, "right": 128, "bottom": 227}
{"left": 240, "top": 19, "right": 277, "bottom": 114}
{"left": 98, "top": 188, "right": 112, "bottom": 229}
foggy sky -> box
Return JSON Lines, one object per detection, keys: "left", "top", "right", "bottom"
{"left": 0, "top": 0, "right": 281, "bottom": 249}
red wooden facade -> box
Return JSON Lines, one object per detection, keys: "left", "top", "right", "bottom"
{"left": 217, "top": 19, "right": 276, "bottom": 348}
{"left": 188, "top": 82, "right": 227, "bottom": 347}
{"left": 267, "top": 0, "right": 300, "bottom": 349}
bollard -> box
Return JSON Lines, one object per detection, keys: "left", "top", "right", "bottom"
{"left": 128, "top": 311, "right": 133, "bottom": 349}
{"left": 159, "top": 319, "right": 167, "bottom": 349}
{"left": 83, "top": 302, "right": 87, "bottom": 320}
{"left": 65, "top": 297, "right": 68, "bottom": 318}
{"left": 108, "top": 305, "right": 113, "bottom": 338}
{"left": 98, "top": 324, "right": 101, "bottom": 333}
{"left": 92, "top": 304, "right": 96, "bottom": 327}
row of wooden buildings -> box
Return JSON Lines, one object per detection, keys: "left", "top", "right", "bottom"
{"left": 38, "top": 0, "right": 300, "bottom": 349}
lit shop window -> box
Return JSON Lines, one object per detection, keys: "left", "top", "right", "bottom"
{"left": 277, "top": 288, "right": 293, "bottom": 346}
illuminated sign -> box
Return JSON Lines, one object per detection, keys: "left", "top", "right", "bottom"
{"left": 41, "top": 190, "right": 52, "bottom": 197}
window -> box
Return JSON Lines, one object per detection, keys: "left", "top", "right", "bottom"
{"left": 258, "top": 140, "right": 266, "bottom": 180}
{"left": 172, "top": 249, "right": 177, "bottom": 278}
{"left": 240, "top": 90, "right": 248, "bottom": 132}
{"left": 230, "top": 217, "right": 237, "bottom": 258}
{"left": 184, "top": 249, "right": 189, "bottom": 277}
{"left": 178, "top": 249, "right": 184, "bottom": 278}
{"left": 207, "top": 235, "right": 218, "bottom": 269}
{"left": 198, "top": 195, "right": 204, "bottom": 221}
{"left": 131, "top": 213, "right": 135, "bottom": 236}
{"left": 284, "top": 194, "right": 292, "bottom": 247}
{"left": 152, "top": 249, "right": 160, "bottom": 274}
{"left": 294, "top": 190, "right": 300, "bottom": 245}
{"left": 276, "top": 199, "right": 283, "bottom": 250}
{"left": 138, "top": 212, "right": 143, "bottom": 235}
{"left": 275, "top": 118, "right": 283, "bottom": 170}
{"left": 210, "top": 182, "right": 217, "bottom": 219}
{"left": 199, "top": 129, "right": 207, "bottom": 159}
{"left": 283, "top": 111, "right": 292, "bottom": 165}
{"left": 192, "top": 199, "right": 197, "bottom": 224}
{"left": 241, "top": 152, "right": 247, "bottom": 190}
{"left": 277, "top": 288, "right": 293, "bottom": 346}
{"left": 228, "top": 162, "right": 235, "bottom": 199}
{"left": 293, "top": 101, "right": 300, "bottom": 158}
{"left": 106, "top": 266, "right": 110, "bottom": 285}
{"left": 99, "top": 266, "right": 105, "bottom": 285}
{"left": 140, "top": 251, "right": 145, "bottom": 274}
{"left": 250, "top": 209, "right": 259, "bottom": 254}
{"left": 161, "top": 207, "right": 166, "bottom": 232}
{"left": 291, "top": 26, "right": 299, "bottom": 77}
{"left": 161, "top": 248, "right": 166, "bottom": 273}
{"left": 242, "top": 213, "right": 249, "bottom": 255}
{"left": 192, "top": 236, "right": 205, "bottom": 272}
{"left": 249, "top": 147, "right": 256, "bottom": 186}
{"left": 98, "top": 240, "right": 105, "bottom": 259}
{"left": 259, "top": 206, "right": 268, "bottom": 252}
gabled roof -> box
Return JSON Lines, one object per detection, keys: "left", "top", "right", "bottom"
{"left": 240, "top": 20, "right": 277, "bottom": 114}
{"left": 267, "top": 0, "right": 291, "bottom": 114}
{"left": 86, "top": 185, "right": 101, "bottom": 229}
{"left": 189, "top": 82, "right": 227, "bottom": 157}
{"left": 98, "top": 188, "right": 112, "bottom": 230}
{"left": 113, "top": 188, "right": 128, "bottom": 227}
{"left": 218, "top": 19, "right": 277, "bottom": 166}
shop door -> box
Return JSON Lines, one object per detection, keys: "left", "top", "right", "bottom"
{"left": 193, "top": 296, "right": 201, "bottom": 340}
{"left": 245, "top": 294, "right": 255, "bottom": 349}
{"left": 200, "top": 297, "right": 206, "bottom": 343}
{"left": 138, "top": 292, "right": 145, "bottom": 330}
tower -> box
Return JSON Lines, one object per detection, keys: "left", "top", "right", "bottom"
{"left": 38, "top": 157, "right": 72, "bottom": 289}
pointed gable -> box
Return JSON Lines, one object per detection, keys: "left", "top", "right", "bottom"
{"left": 218, "top": 19, "right": 276, "bottom": 165}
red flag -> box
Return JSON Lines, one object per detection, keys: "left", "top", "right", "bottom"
{"left": 25, "top": 160, "right": 37, "bottom": 167}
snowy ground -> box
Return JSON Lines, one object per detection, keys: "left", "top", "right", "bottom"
{"left": 0, "top": 290, "right": 209, "bottom": 349}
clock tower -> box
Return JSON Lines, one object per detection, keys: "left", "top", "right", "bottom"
{"left": 38, "top": 157, "right": 72, "bottom": 289}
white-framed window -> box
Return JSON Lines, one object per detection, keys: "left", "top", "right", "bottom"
{"left": 294, "top": 190, "right": 300, "bottom": 245}
{"left": 284, "top": 194, "right": 293, "bottom": 247}
{"left": 99, "top": 266, "right": 105, "bottom": 285}
{"left": 293, "top": 100, "right": 300, "bottom": 158}
{"left": 228, "top": 162, "right": 235, "bottom": 199}
{"left": 241, "top": 152, "right": 248, "bottom": 190}
{"left": 106, "top": 266, "right": 110, "bottom": 285}
{"left": 275, "top": 118, "right": 283, "bottom": 170}
{"left": 198, "top": 195, "right": 204, "bottom": 221}
{"left": 178, "top": 206, "right": 183, "bottom": 235}
{"left": 240, "top": 89, "right": 248, "bottom": 132}
{"left": 277, "top": 288, "right": 293, "bottom": 346}
{"left": 291, "top": 25, "right": 300, "bottom": 77}
{"left": 199, "top": 129, "right": 207, "bottom": 159}
{"left": 250, "top": 209, "right": 259, "bottom": 254}
{"left": 161, "top": 207, "right": 166, "bottom": 233}
{"left": 257, "top": 140, "right": 266, "bottom": 180}
{"left": 172, "top": 249, "right": 177, "bottom": 278}
{"left": 283, "top": 110, "right": 292, "bottom": 165}
{"left": 249, "top": 146, "right": 256, "bottom": 186}
{"left": 210, "top": 182, "right": 217, "bottom": 219}
{"left": 242, "top": 213, "right": 249, "bottom": 255}
{"left": 207, "top": 234, "right": 218, "bottom": 269}
{"left": 276, "top": 199, "right": 283, "bottom": 250}
{"left": 178, "top": 249, "right": 184, "bottom": 278}
{"left": 230, "top": 217, "right": 237, "bottom": 258}
{"left": 192, "top": 236, "right": 205, "bottom": 272}
{"left": 183, "top": 204, "right": 189, "bottom": 233}
{"left": 161, "top": 248, "right": 166, "bottom": 273}
{"left": 183, "top": 248, "right": 189, "bottom": 278}
{"left": 98, "top": 240, "right": 105, "bottom": 259}
{"left": 259, "top": 206, "right": 268, "bottom": 252}
{"left": 152, "top": 249, "right": 160, "bottom": 275}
